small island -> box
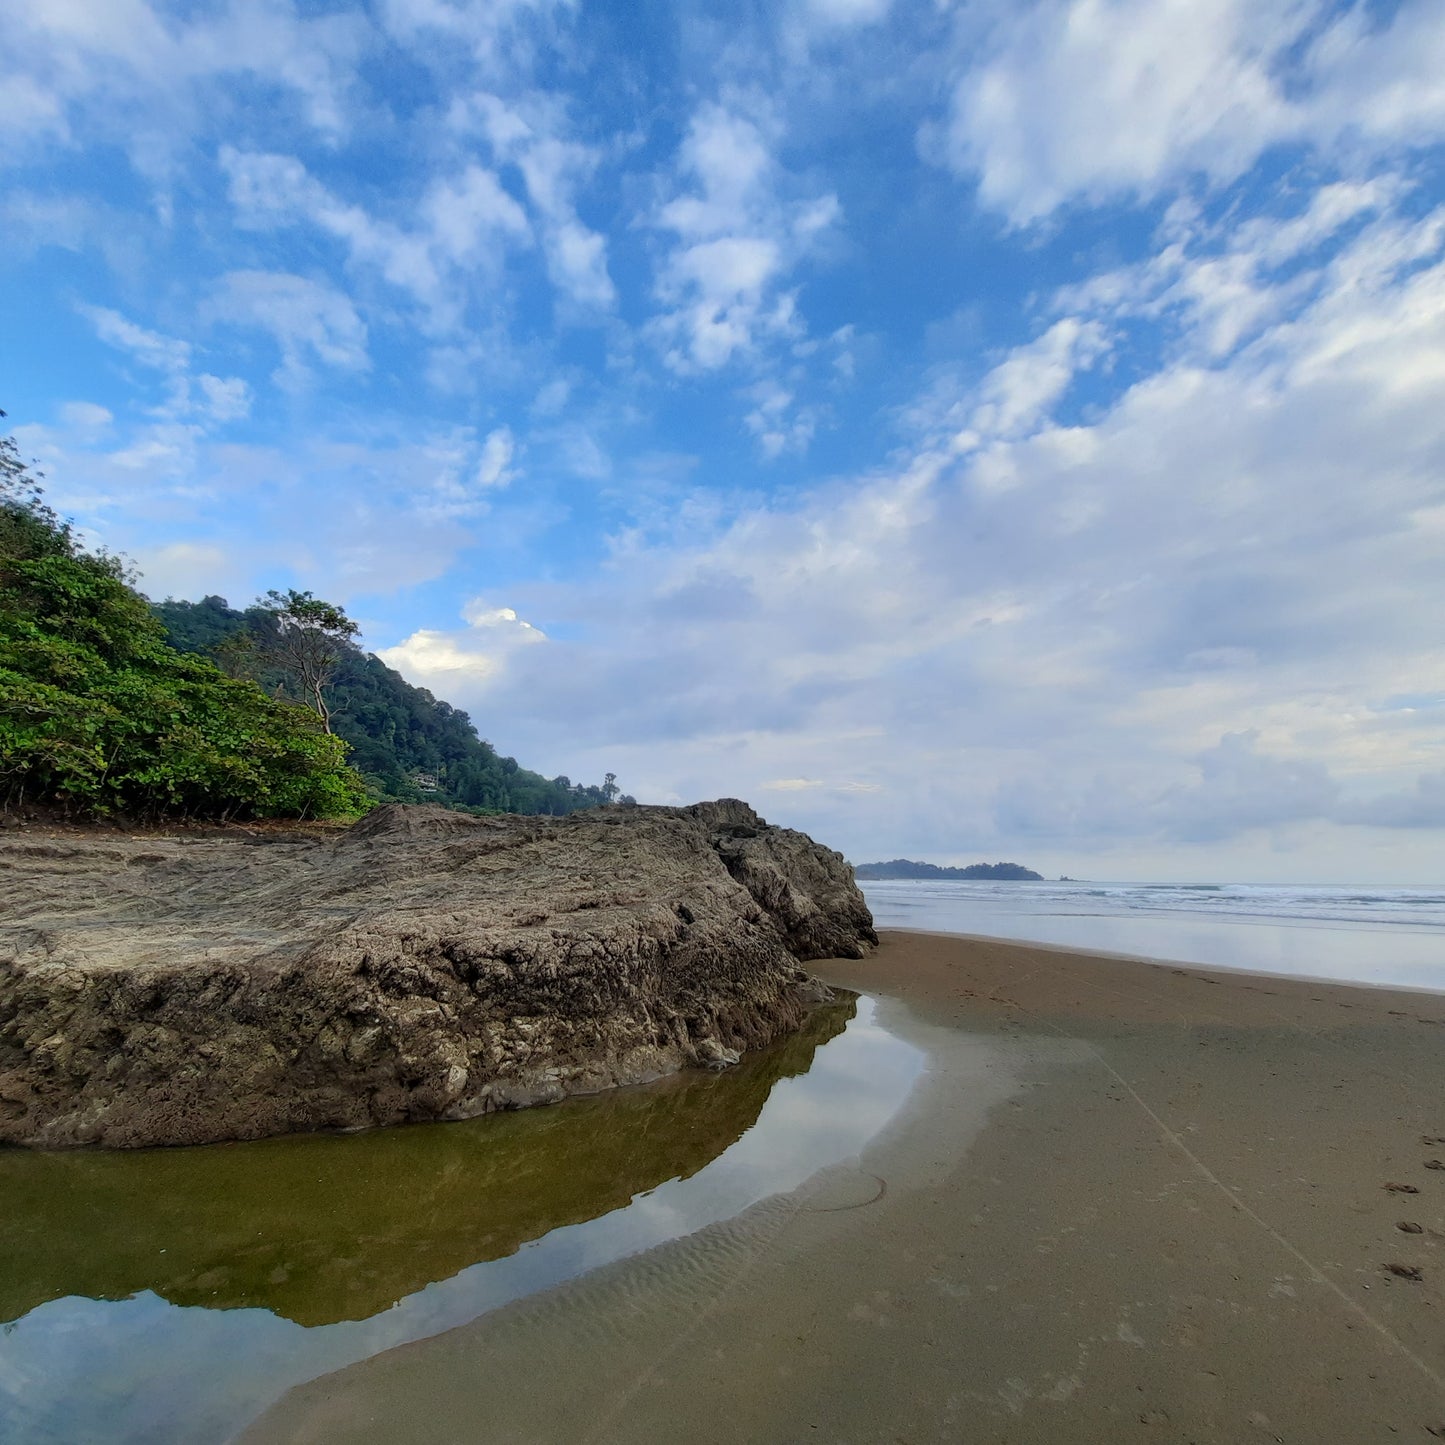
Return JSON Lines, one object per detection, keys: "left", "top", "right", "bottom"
{"left": 853, "top": 859, "right": 1044, "bottom": 881}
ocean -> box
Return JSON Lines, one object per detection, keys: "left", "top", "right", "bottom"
{"left": 859, "top": 878, "right": 1445, "bottom": 993}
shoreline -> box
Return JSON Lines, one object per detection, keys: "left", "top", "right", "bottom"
{"left": 244, "top": 930, "right": 1445, "bottom": 1444}
{"left": 880, "top": 922, "right": 1445, "bottom": 1000}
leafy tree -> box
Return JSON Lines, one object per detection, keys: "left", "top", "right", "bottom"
{"left": 0, "top": 426, "right": 368, "bottom": 820}
{"left": 256, "top": 589, "right": 359, "bottom": 733}
{"left": 1, "top": 418, "right": 69, "bottom": 566}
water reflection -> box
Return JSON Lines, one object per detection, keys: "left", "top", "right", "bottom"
{"left": 0, "top": 994, "right": 923, "bottom": 1445}
{"left": 0, "top": 1000, "right": 853, "bottom": 1330}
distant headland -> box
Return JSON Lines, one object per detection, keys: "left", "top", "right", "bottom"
{"left": 853, "top": 859, "right": 1044, "bottom": 881}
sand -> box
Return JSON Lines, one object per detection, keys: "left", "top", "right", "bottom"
{"left": 241, "top": 930, "right": 1445, "bottom": 1444}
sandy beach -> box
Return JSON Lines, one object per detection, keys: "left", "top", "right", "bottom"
{"left": 243, "top": 930, "right": 1445, "bottom": 1444}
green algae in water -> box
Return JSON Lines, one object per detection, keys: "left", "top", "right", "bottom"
{"left": 0, "top": 997, "right": 854, "bottom": 1329}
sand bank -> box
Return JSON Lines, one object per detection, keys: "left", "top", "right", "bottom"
{"left": 243, "top": 931, "right": 1445, "bottom": 1443}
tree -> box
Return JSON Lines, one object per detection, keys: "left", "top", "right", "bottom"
{"left": 0, "top": 413, "right": 68, "bottom": 564}
{"left": 1, "top": 428, "right": 367, "bottom": 820}
{"left": 211, "top": 627, "right": 265, "bottom": 684}
{"left": 257, "top": 589, "right": 359, "bottom": 734}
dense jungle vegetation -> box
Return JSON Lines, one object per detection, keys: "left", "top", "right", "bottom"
{"left": 0, "top": 424, "right": 628, "bottom": 821}
{"left": 0, "top": 430, "right": 367, "bottom": 819}
{"left": 154, "top": 594, "right": 631, "bottom": 816}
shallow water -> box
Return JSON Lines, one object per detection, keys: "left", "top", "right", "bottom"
{"left": 0, "top": 995, "right": 922, "bottom": 1445}
{"left": 863, "top": 878, "right": 1445, "bottom": 991}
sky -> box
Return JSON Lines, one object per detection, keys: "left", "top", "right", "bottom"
{"left": 3, "top": 0, "right": 1445, "bottom": 882}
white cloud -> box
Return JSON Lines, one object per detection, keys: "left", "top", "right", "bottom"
{"left": 379, "top": 0, "right": 569, "bottom": 62}
{"left": 450, "top": 93, "right": 616, "bottom": 311}
{"left": 378, "top": 600, "right": 546, "bottom": 688}
{"left": 968, "top": 318, "right": 1108, "bottom": 445}
{"left": 423, "top": 165, "right": 531, "bottom": 260}
{"left": 78, "top": 303, "right": 252, "bottom": 428}
{"left": 56, "top": 401, "right": 114, "bottom": 434}
{"left": 81, "top": 304, "right": 191, "bottom": 374}
{"left": 220, "top": 119, "right": 607, "bottom": 328}
{"left": 24, "top": 422, "right": 524, "bottom": 603}
{"left": 132, "top": 541, "right": 236, "bottom": 602}
{"left": 744, "top": 380, "right": 817, "bottom": 458}
{"left": 1055, "top": 177, "right": 1410, "bottom": 363}
{"left": 196, "top": 374, "right": 252, "bottom": 424}
{"left": 376, "top": 629, "right": 504, "bottom": 682}
{"left": 0, "top": 0, "right": 368, "bottom": 170}
{"left": 220, "top": 146, "right": 532, "bottom": 326}
{"left": 531, "top": 377, "right": 571, "bottom": 416}
{"left": 801, "top": 0, "right": 893, "bottom": 28}
{"left": 763, "top": 776, "right": 880, "bottom": 794}
{"left": 940, "top": 0, "right": 1445, "bottom": 225}
{"left": 651, "top": 102, "right": 840, "bottom": 372}
{"left": 0, "top": 192, "right": 136, "bottom": 270}
{"left": 207, "top": 270, "right": 369, "bottom": 387}
{"left": 0, "top": 71, "right": 66, "bottom": 141}
{"left": 476, "top": 426, "right": 519, "bottom": 488}
{"left": 370, "top": 191, "right": 1445, "bottom": 871}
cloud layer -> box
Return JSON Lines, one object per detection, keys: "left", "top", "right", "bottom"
{"left": 6, "top": 0, "right": 1445, "bottom": 878}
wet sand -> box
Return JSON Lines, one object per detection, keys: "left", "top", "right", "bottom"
{"left": 243, "top": 930, "right": 1445, "bottom": 1443}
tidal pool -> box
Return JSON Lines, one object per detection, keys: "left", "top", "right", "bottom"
{"left": 0, "top": 994, "right": 922, "bottom": 1444}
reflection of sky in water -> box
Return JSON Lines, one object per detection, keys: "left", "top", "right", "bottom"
{"left": 0, "top": 998, "right": 922, "bottom": 1445}
{"left": 863, "top": 881, "right": 1445, "bottom": 991}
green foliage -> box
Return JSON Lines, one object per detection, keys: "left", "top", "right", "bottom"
{"left": 0, "top": 434, "right": 368, "bottom": 820}
{"left": 154, "top": 595, "right": 633, "bottom": 817}
{"left": 255, "top": 588, "right": 360, "bottom": 732}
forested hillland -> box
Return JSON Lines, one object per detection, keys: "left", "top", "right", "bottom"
{"left": 853, "top": 859, "right": 1044, "bottom": 881}
{"left": 2, "top": 433, "right": 366, "bottom": 821}
{"left": 154, "top": 596, "right": 629, "bottom": 817}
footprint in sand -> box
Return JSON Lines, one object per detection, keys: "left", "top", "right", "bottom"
{"left": 1398, "top": 1222, "right": 1425, "bottom": 1234}
{"left": 1384, "top": 1263, "right": 1424, "bottom": 1281}
{"left": 1384, "top": 1182, "right": 1421, "bottom": 1193}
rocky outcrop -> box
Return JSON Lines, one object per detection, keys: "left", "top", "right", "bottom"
{"left": 0, "top": 801, "right": 875, "bottom": 1149}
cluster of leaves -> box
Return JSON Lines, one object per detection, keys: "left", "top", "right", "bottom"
{"left": 155, "top": 595, "right": 634, "bottom": 816}
{"left": 0, "top": 433, "right": 369, "bottom": 820}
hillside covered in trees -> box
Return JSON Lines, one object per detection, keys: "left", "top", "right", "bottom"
{"left": 0, "top": 431, "right": 366, "bottom": 820}
{"left": 154, "top": 595, "right": 630, "bottom": 817}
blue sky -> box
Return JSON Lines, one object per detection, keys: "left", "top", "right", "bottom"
{"left": 4, "top": 0, "right": 1445, "bottom": 880}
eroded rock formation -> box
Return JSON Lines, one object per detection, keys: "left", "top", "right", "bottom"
{"left": 0, "top": 801, "right": 875, "bottom": 1148}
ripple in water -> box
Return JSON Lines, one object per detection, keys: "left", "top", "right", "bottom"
{"left": 0, "top": 994, "right": 922, "bottom": 1445}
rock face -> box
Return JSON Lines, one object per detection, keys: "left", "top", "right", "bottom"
{"left": 0, "top": 801, "right": 875, "bottom": 1149}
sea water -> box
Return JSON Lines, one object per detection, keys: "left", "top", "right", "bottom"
{"left": 861, "top": 879, "right": 1445, "bottom": 992}
{"left": 0, "top": 996, "right": 923, "bottom": 1445}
